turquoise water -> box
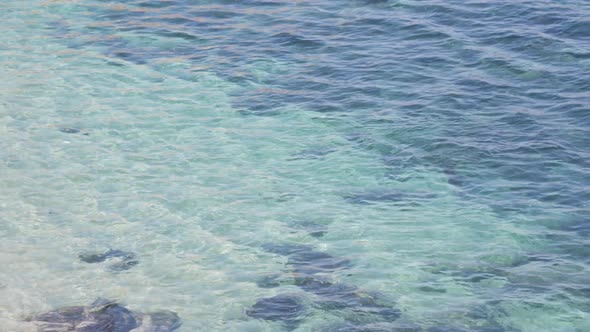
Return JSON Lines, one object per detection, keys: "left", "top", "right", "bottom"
{"left": 1, "top": 0, "right": 589, "bottom": 331}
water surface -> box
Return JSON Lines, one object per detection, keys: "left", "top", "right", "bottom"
{"left": 1, "top": 0, "right": 589, "bottom": 331}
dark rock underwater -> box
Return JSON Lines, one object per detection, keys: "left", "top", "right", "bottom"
{"left": 28, "top": 298, "right": 181, "bottom": 332}
{"left": 79, "top": 249, "right": 139, "bottom": 272}
{"left": 248, "top": 243, "right": 402, "bottom": 330}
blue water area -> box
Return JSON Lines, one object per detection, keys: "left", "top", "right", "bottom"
{"left": 0, "top": 0, "right": 589, "bottom": 331}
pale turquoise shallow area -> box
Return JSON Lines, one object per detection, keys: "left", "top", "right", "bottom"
{"left": 1, "top": 1, "right": 589, "bottom": 331}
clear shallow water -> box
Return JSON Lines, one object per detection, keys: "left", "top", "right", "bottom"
{"left": 1, "top": 0, "right": 589, "bottom": 331}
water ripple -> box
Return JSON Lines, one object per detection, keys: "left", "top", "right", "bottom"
{"left": 1, "top": 0, "right": 589, "bottom": 331}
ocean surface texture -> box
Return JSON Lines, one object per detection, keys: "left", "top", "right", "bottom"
{"left": 1, "top": 0, "right": 589, "bottom": 331}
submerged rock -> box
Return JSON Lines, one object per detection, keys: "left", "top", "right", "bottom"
{"left": 256, "top": 274, "right": 283, "bottom": 289}
{"left": 309, "top": 230, "right": 328, "bottom": 238}
{"left": 107, "top": 259, "right": 140, "bottom": 272}
{"left": 261, "top": 243, "right": 312, "bottom": 256}
{"left": 330, "top": 321, "right": 422, "bottom": 332}
{"left": 442, "top": 168, "right": 466, "bottom": 187}
{"left": 418, "top": 286, "right": 447, "bottom": 293}
{"left": 142, "top": 311, "right": 182, "bottom": 332}
{"left": 79, "top": 249, "right": 139, "bottom": 272}
{"left": 256, "top": 243, "right": 401, "bottom": 326}
{"left": 429, "top": 327, "right": 516, "bottom": 332}
{"left": 29, "top": 298, "right": 180, "bottom": 332}
{"left": 31, "top": 299, "right": 135, "bottom": 332}
{"left": 287, "top": 147, "right": 337, "bottom": 161}
{"left": 246, "top": 294, "right": 306, "bottom": 327}
{"left": 59, "top": 127, "right": 81, "bottom": 134}
{"left": 33, "top": 305, "right": 86, "bottom": 330}
{"left": 297, "top": 277, "right": 400, "bottom": 321}
{"left": 288, "top": 220, "right": 329, "bottom": 238}
{"left": 59, "top": 127, "right": 90, "bottom": 136}
{"left": 261, "top": 243, "right": 350, "bottom": 275}
{"left": 90, "top": 298, "right": 137, "bottom": 332}
{"left": 79, "top": 249, "right": 132, "bottom": 263}
{"left": 289, "top": 250, "right": 351, "bottom": 275}
{"left": 295, "top": 277, "right": 359, "bottom": 305}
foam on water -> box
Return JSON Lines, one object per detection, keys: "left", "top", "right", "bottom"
{"left": 1, "top": 0, "right": 589, "bottom": 331}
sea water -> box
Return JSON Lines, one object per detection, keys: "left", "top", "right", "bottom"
{"left": 0, "top": 0, "right": 589, "bottom": 331}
